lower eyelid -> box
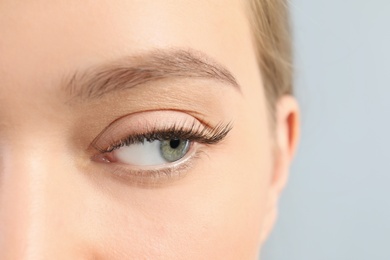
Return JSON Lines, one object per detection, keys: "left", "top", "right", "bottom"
{"left": 94, "top": 143, "right": 203, "bottom": 186}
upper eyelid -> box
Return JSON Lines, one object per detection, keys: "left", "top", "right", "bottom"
{"left": 88, "top": 110, "right": 232, "bottom": 154}
{"left": 96, "top": 121, "right": 233, "bottom": 154}
{"left": 86, "top": 111, "right": 189, "bottom": 152}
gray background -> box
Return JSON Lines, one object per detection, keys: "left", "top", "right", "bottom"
{"left": 261, "top": 1, "right": 390, "bottom": 259}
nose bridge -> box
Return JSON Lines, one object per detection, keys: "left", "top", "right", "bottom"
{"left": 0, "top": 137, "right": 73, "bottom": 259}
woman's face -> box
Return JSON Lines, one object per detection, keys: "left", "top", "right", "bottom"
{"left": 0, "top": 0, "right": 298, "bottom": 259}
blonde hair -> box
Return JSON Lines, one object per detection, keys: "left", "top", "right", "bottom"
{"left": 248, "top": 0, "right": 293, "bottom": 107}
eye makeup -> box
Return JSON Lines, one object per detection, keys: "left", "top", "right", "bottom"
{"left": 89, "top": 110, "right": 232, "bottom": 184}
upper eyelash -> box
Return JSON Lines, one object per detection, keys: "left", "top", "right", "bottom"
{"left": 101, "top": 121, "right": 233, "bottom": 153}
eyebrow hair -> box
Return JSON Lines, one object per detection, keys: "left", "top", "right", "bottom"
{"left": 63, "top": 48, "right": 241, "bottom": 101}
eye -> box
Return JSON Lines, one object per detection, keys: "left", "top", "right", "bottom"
{"left": 111, "top": 138, "right": 191, "bottom": 166}
{"left": 90, "top": 110, "right": 233, "bottom": 177}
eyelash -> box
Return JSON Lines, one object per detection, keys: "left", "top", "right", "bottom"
{"left": 101, "top": 121, "right": 233, "bottom": 154}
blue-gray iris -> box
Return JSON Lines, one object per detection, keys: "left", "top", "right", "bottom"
{"left": 160, "top": 139, "right": 190, "bottom": 162}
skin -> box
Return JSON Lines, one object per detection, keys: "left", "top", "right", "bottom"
{"left": 0, "top": 0, "right": 299, "bottom": 259}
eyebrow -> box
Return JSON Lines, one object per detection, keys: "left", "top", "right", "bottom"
{"left": 63, "top": 48, "right": 241, "bottom": 101}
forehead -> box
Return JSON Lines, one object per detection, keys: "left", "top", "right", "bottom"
{"left": 0, "top": 0, "right": 259, "bottom": 100}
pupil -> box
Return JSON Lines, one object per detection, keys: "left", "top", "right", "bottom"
{"left": 170, "top": 139, "right": 181, "bottom": 149}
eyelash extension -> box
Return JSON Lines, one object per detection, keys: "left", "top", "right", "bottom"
{"left": 102, "top": 121, "right": 233, "bottom": 153}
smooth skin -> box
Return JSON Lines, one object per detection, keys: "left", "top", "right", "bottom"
{"left": 0, "top": 0, "right": 299, "bottom": 259}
